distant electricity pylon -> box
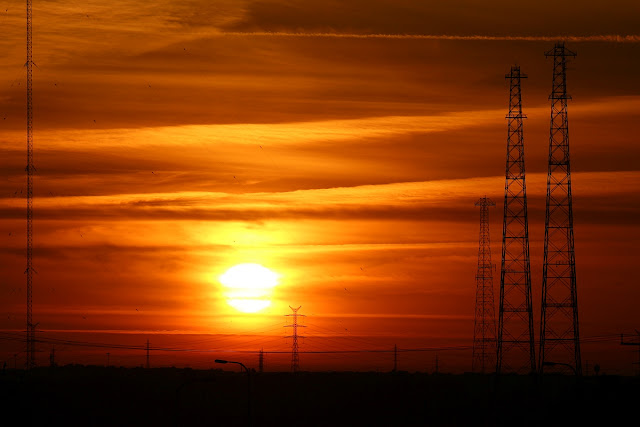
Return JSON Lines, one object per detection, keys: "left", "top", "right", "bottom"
{"left": 25, "top": 0, "right": 36, "bottom": 370}
{"left": 496, "top": 66, "right": 536, "bottom": 375}
{"left": 393, "top": 344, "right": 398, "bottom": 372}
{"left": 539, "top": 42, "right": 581, "bottom": 375}
{"left": 258, "top": 348, "right": 264, "bottom": 373}
{"left": 620, "top": 331, "right": 640, "bottom": 375}
{"left": 472, "top": 197, "right": 497, "bottom": 374}
{"left": 146, "top": 339, "right": 150, "bottom": 369}
{"left": 285, "top": 306, "right": 305, "bottom": 372}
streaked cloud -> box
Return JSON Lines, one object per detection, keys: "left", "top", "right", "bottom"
{"left": 221, "top": 32, "right": 640, "bottom": 43}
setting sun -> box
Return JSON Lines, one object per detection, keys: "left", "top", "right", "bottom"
{"left": 219, "top": 263, "right": 280, "bottom": 313}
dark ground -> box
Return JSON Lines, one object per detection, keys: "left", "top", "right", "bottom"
{"left": 0, "top": 366, "right": 637, "bottom": 426}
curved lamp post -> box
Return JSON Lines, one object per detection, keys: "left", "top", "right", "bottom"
{"left": 542, "top": 361, "right": 578, "bottom": 375}
{"left": 215, "top": 359, "right": 252, "bottom": 426}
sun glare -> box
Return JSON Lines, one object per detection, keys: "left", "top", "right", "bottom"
{"left": 219, "top": 263, "right": 279, "bottom": 313}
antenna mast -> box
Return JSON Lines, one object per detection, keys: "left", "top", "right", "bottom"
{"left": 472, "top": 196, "right": 497, "bottom": 373}
{"left": 539, "top": 42, "right": 581, "bottom": 375}
{"left": 25, "top": 0, "right": 36, "bottom": 370}
{"left": 496, "top": 66, "right": 536, "bottom": 374}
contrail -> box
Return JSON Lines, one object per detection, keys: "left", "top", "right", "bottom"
{"left": 220, "top": 32, "right": 640, "bottom": 43}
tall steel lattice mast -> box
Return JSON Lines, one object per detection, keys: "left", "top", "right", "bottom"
{"left": 25, "top": 0, "right": 36, "bottom": 370}
{"left": 539, "top": 42, "right": 581, "bottom": 375}
{"left": 496, "top": 66, "right": 535, "bottom": 374}
{"left": 472, "top": 196, "right": 497, "bottom": 373}
{"left": 285, "top": 305, "right": 305, "bottom": 372}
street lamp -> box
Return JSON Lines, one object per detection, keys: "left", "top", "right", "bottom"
{"left": 542, "top": 361, "right": 578, "bottom": 375}
{"left": 215, "top": 359, "right": 248, "bottom": 373}
{"left": 215, "top": 359, "right": 252, "bottom": 426}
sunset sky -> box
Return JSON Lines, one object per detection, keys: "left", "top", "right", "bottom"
{"left": 1, "top": 1, "right": 639, "bottom": 372}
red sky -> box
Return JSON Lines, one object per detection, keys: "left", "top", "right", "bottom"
{"left": 1, "top": 0, "right": 639, "bottom": 373}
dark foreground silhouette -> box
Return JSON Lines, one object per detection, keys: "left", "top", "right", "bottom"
{"left": 0, "top": 366, "right": 638, "bottom": 426}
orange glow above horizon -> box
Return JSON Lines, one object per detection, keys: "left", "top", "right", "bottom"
{"left": 0, "top": 0, "right": 639, "bottom": 372}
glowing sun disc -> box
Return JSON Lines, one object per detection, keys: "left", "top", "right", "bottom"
{"left": 219, "top": 263, "right": 279, "bottom": 313}
{"left": 219, "top": 263, "right": 279, "bottom": 289}
{"left": 227, "top": 299, "right": 272, "bottom": 313}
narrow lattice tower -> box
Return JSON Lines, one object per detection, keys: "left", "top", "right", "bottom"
{"left": 285, "top": 306, "right": 305, "bottom": 372}
{"left": 496, "top": 66, "right": 536, "bottom": 374}
{"left": 25, "top": 0, "right": 36, "bottom": 370}
{"left": 472, "top": 197, "right": 497, "bottom": 373}
{"left": 146, "top": 339, "right": 150, "bottom": 369}
{"left": 393, "top": 344, "right": 398, "bottom": 372}
{"left": 258, "top": 348, "right": 264, "bottom": 373}
{"left": 539, "top": 42, "right": 581, "bottom": 375}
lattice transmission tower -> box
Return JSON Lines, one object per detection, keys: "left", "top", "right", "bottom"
{"left": 285, "top": 305, "right": 305, "bottom": 372}
{"left": 620, "top": 331, "right": 640, "bottom": 376}
{"left": 25, "top": 0, "right": 36, "bottom": 370}
{"left": 146, "top": 339, "right": 150, "bottom": 369}
{"left": 472, "top": 197, "right": 497, "bottom": 373}
{"left": 496, "top": 66, "right": 536, "bottom": 374}
{"left": 539, "top": 42, "right": 581, "bottom": 375}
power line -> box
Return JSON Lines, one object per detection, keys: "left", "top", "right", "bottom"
{"left": 0, "top": 330, "right": 623, "bottom": 352}
{"left": 0, "top": 328, "right": 626, "bottom": 378}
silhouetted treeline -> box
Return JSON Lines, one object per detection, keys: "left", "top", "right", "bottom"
{"left": 0, "top": 366, "right": 638, "bottom": 426}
